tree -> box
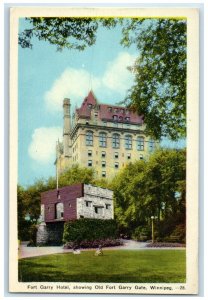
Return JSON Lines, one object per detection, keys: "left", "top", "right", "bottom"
{"left": 18, "top": 17, "right": 117, "bottom": 51}
{"left": 121, "top": 18, "right": 187, "bottom": 140}
{"left": 112, "top": 148, "right": 186, "bottom": 240}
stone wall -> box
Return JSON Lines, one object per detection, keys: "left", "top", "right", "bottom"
{"left": 36, "top": 221, "right": 65, "bottom": 246}
{"left": 76, "top": 184, "right": 114, "bottom": 219}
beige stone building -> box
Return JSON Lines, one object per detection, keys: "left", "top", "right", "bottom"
{"left": 56, "top": 91, "right": 158, "bottom": 179}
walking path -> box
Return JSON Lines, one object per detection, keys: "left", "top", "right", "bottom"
{"left": 19, "top": 240, "right": 184, "bottom": 259}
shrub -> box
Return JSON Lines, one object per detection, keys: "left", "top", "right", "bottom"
{"left": 63, "top": 218, "right": 118, "bottom": 246}
{"left": 164, "top": 224, "right": 186, "bottom": 243}
{"left": 27, "top": 224, "right": 38, "bottom": 246}
{"left": 132, "top": 226, "right": 151, "bottom": 241}
{"left": 63, "top": 238, "right": 123, "bottom": 249}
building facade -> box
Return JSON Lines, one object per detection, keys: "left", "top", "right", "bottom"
{"left": 40, "top": 183, "right": 114, "bottom": 222}
{"left": 37, "top": 183, "right": 114, "bottom": 245}
{"left": 56, "top": 91, "right": 158, "bottom": 178}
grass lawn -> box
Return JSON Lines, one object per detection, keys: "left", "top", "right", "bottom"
{"left": 18, "top": 249, "right": 186, "bottom": 283}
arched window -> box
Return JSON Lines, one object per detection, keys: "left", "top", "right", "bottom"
{"left": 55, "top": 203, "right": 64, "bottom": 219}
{"left": 112, "top": 133, "right": 120, "bottom": 149}
{"left": 86, "top": 131, "right": 93, "bottom": 146}
{"left": 137, "top": 136, "right": 144, "bottom": 151}
{"left": 125, "top": 135, "right": 132, "bottom": 150}
{"left": 99, "top": 132, "right": 107, "bottom": 147}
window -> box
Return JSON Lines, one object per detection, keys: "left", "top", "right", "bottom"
{"left": 108, "top": 107, "right": 112, "bottom": 112}
{"left": 88, "top": 160, "right": 92, "bottom": 167}
{"left": 140, "top": 154, "right": 143, "bottom": 160}
{"left": 94, "top": 206, "right": 103, "bottom": 214}
{"left": 99, "top": 132, "right": 107, "bottom": 147}
{"left": 127, "top": 153, "right": 131, "bottom": 159}
{"left": 86, "top": 131, "right": 93, "bottom": 146}
{"left": 113, "top": 115, "right": 118, "bottom": 121}
{"left": 137, "top": 137, "right": 144, "bottom": 151}
{"left": 120, "top": 109, "right": 124, "bottom": 114}
{"left": 85, "top": 201, "right": 92, "bottom": 207}
{"left": 88, "top": 150, "right": 92, "bottom": 157}
{"left": 101, "top": 151, "right": 106, "bottom": 158}
{"left": 149, "top": 140, "right": 155, "bottom": 152}
{"left": 102, "top": 171, "right": 106, "bottom": 177}
{"left": 103, "top": 121, "right": 107, "bottom": 126}
{"left": 114, "top": 162, "right": 119, "bottom": 169}
{"left": 102, "top": 161, "right": 106, "bottom": 168}
{"left": 119, "top": 116, "right": 123, "bottom": 121}
{"left": 87, "top": 103, "right": 92, "bottom": 109}
{"left": 114, "top": 152, "right": 119, "bottom": 159}
{"left": 125, "top": 135, "right": 132, "bottom": 149}
{"left": 106, "top": 204, "right": 111, "bottom": 209}
{"left": 112, "top": 133, "right": 120, "bottom": 149}
{"left": 55, "top": 203, "right": 64, "bottom": 219}
{"left": 125, "top": 117, "right": 130, "bottom": 121}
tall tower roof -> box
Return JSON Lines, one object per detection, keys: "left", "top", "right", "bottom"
{"left": 76, "top": 91, "right": 143, "bottom": 124}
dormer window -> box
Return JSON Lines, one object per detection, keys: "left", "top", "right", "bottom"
{"left": 88, "top": 104, "right": 92, "bottom": 109}
{"left": 108, "top": 107, "right": 112, "bottom": 112}
{"left": 114, "top": 108, "right": 118, "bottom": 113}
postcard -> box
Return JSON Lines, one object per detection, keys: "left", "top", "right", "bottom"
{"left": 9, "top": 6, "right": 199, "bottom": 294}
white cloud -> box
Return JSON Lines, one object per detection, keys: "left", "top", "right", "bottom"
{"left": 44, "top": 52, "right": 136, "bottom": 112}
{"left": 28, "top": 127, "right": 62, "bottom": 164}
{"left": 102, "top": 52, "right": 136, "bottom": 93}
{"left": 45, "top": 68, "right": 101, "bottom": 112}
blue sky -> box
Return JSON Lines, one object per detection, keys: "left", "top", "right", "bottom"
{"left": 18, "top": 18, "right": 138, "bottom": 187}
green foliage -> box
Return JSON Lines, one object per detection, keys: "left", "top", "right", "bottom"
{"left": 132, "top": 225, "right": 151, "bottom": 242}
{"left": 27, "top": 224, "right": 38, "bottom": 246}
{"left": 63, "top": 218, "right": 118, "bottom": 245}
{"left": 112, "top": 148, "right": 186, "bottom": 242}
{"left": 58, "top": 164, "right": 94, "bottom": 186}
{"left": 18, "top": 17, "right": 117, "bottom": 51}
{"left": 122, "top": 18, "right": 187, "bottom": 140}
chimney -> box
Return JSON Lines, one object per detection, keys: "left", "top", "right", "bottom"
{"left": 63, "top": 98, "right": 71, "bottom": 157}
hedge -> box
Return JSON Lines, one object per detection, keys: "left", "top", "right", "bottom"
{"left": 63, "top": 218, "right": 118, "bottom": 245}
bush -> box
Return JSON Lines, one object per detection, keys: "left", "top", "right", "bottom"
{"left": 132, "top": 226, "right": 151, "bottom": 241}
{"left": 63, "top": 219, "right": 118, "bottom": 246}
{"left": 63, "top": 238, "right": 123, "bottom": 249}
{"left": 27, "top": 224, "right": 38, "bottom": 246}
{"left": 164, "top": 224, "right": 186, "bottom": 243}
{"left": 146, "top": 242, "right": 185, "bottom": 248}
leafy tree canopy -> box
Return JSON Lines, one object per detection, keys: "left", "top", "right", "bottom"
{"left": 18, "top": 17, "right": 117, "bottom": 51}
{"left": 121, "top": 18, "right": 186, "bottom": 141}
{"left": 112, "top": 148, "right": 186, "bottom": 236}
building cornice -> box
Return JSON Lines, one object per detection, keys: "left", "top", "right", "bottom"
{"left": 70, "top": 123, "right": 145, "bottom": 138}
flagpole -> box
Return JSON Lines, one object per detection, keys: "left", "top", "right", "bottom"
{"left": 56, "top": 140, "right": 59, "bottom": 191}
